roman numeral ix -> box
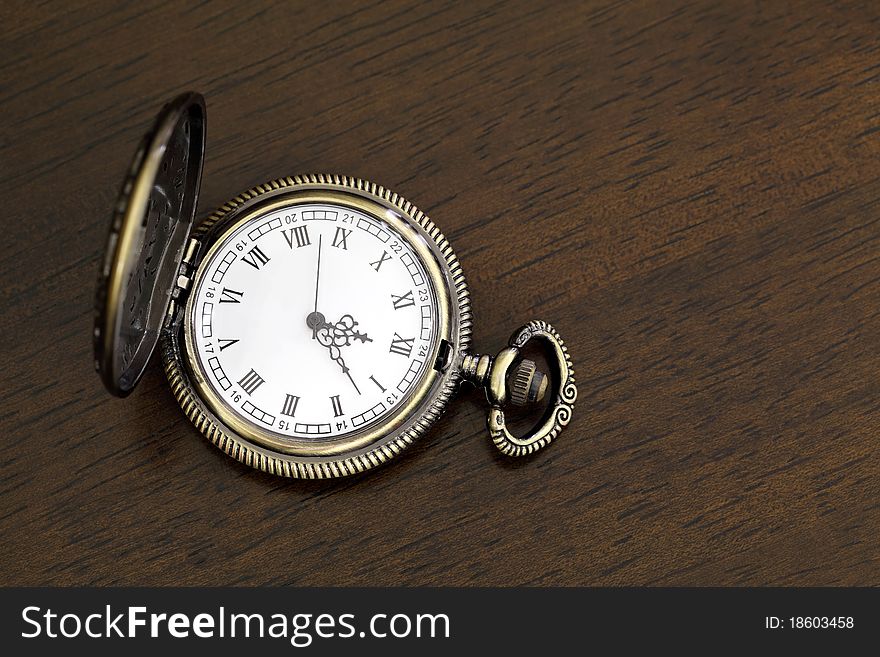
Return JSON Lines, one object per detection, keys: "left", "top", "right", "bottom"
{"left": 389, "top": 333, "right": 414, "bottom": 357}
{"left": 283, "top": 225, "right": 311, "bottom": 249}
{"left": 220, "top": 288, "right": 244, "bottom": 303}
{"left": 218, "top": 339, "right": 239, "bottom": 351}
{"left": 238, "top": 368, "right": 265, "bottom": 395}
{"left": 331, "top": 227, "right": 352, "bottom": 250}
{"left": 391, "top": 290, "right": 415, "bottom": 310}
{"left": 241, "top": 245, "right": 270, "bottom": 270}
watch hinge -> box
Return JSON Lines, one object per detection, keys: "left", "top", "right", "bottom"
{"left": 165, "top": 236, "right": 201, "bottom": 326}
{"left": 434, "top": 339, "right": 453, "bottom": 372}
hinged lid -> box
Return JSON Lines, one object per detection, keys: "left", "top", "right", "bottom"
{"left": 94, "top": 92, "right": 206, "bottom": 396}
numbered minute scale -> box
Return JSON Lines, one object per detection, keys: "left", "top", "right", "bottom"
{"left": 94, "top": 93, "right": 576, "bottom": 478}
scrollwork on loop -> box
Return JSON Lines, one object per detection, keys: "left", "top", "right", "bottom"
{"left": 555, "top": 404, "right": 572, "bottom": 426}
{"left": 510, "top": 327, "right": 534, "bottom": 348}
{"left": 488, "top": 320, "right": 577, "bottom": 457}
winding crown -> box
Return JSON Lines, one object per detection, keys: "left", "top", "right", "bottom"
{"left": 510, "top": 359, "right": 548, "bottom": 406}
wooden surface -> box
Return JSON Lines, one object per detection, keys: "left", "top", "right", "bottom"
{"left": 1, "top": 0, "right": 879, "bottom": 586}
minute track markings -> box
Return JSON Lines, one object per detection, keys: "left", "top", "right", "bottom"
{"left": 193, "top": 200, "right": 439, "bottom": 442}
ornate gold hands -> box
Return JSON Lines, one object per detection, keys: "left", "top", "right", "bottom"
{"left": 306, "top": 311, "right": 372, "bottom": 394}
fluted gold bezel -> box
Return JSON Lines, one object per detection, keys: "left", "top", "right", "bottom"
{"left": 162, "top": 175, "right": 471, "bottom": 478}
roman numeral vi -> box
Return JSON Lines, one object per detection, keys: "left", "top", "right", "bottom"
{"left": 220, "top": 288, "right": 244, "bottom": 303}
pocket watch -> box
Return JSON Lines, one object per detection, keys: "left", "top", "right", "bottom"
{"left": 94, "top": 92, "right": 576, "bottom": 479}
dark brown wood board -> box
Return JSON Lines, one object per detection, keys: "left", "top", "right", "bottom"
{"left": 1, "top": 0, "right": 878, "bottom": 585}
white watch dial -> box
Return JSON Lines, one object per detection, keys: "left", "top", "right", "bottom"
{"left": 190, "top": 202, "right": 439, "bottom": 440}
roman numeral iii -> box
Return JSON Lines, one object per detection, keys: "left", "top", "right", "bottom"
{"left": 241, "top": 245, "right": 270, "bottom": 269}
{"left": 391, "top": 290, "right": 415, "bottom": 310}
{"left": 389, "top": 333, "right": 414, "bottom": 357}
{"left": 219, "top": 288, "right": 244, "bottom": 303}
{"left": 330, "top": 395, "right": 344, "bottom": 417}
{"left": 281, "top": 394, "right": 300, "bottom": 417}
{"left": 283, "top": 225, "right": 311, "bottom": 249}
{"left": 331, "top": 227, "right": 352, "bottom": 250}
{"left": 238, "top": 368, "right": 265, "bottom": 395}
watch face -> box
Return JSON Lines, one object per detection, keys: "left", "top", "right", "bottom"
{"left": 188, "top": 200, "right": 440, "bottom": 443}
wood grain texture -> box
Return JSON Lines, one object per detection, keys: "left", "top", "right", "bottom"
{"left": 1, "top": 0, "right": 879, "bottom": 586}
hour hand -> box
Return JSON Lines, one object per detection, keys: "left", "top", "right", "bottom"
{"left": 326, "top": 346, "right": 361, "bottom": 395}
{"left": 336, "top": 315, "right": 373, "bottom": 342}
{"left": 330, "top": 314, "right": 373, "bottom": 345}
{"left": 307, "top": 312, "right": 373, "bottom": 347}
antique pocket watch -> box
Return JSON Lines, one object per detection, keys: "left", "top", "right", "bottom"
{"left": 94, "top": 92, "right": 576, "bottom": 478}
